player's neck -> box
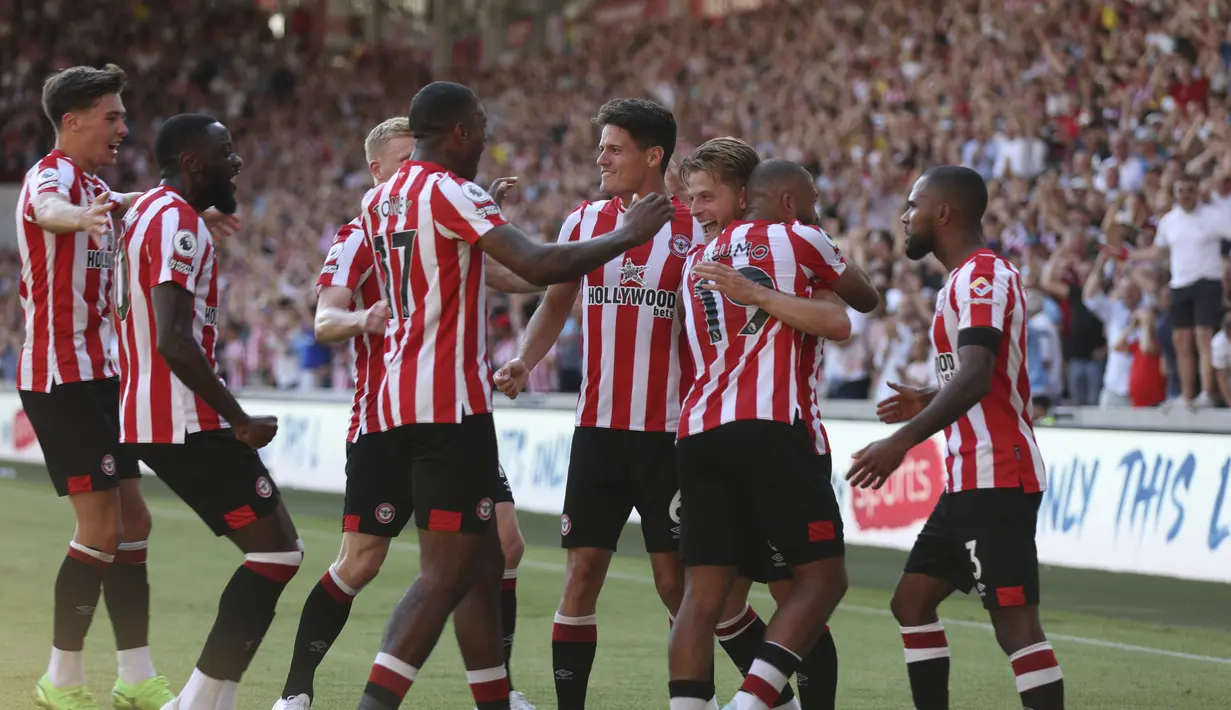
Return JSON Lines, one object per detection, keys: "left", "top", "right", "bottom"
{"left": 617, "top": 174, "right": 668, "bottom": 205}
{"left": 53, "top": 136, "right": 99, "bottom": 175}
{"left": 160, "top": 176, "right": 206, "bottom": 214}
{"left": 936, "top": 235, "right": 987, "bottom": 272}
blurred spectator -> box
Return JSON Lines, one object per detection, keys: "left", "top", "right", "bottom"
{"left": 1213, "top": 312, "right": 1231, "bottom": 406}
{"left": 1026, "top": 288, "right": 1063, "bottom": 420}
{"left": 1115, "top": 307, "right": 1168, "bottom": 408}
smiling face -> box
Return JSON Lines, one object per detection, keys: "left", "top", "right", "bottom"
{"left": 686, "top": 168, "right": 743, "bottom": 241}
{"left": 71, "top": 92, "right": 128, "bottom": 169}
{"left": 597, "top": 124, "right": 657, "bottom": 198}
{"left": 197, "top": 123, "right": 243, "bottom": 215}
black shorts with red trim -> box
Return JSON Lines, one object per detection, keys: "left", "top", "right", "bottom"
{"left": 904, "top": 487, "right": 1043, "bottom": 610}
{"left": 19, "top": 377, "right": 140, "bottom": 497}
{"left": 132, "top": 429, "right": 282, "bottom": 537}
{"left": 342, "top": 431, "right": 414, "bottom": 537}
{"left": 676, "top": 419, "right": 844, "bottom": 568}
{"left": 383, "top": 413, "right": 502, "bottom": 535}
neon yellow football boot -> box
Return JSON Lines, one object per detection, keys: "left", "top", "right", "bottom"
{"left": 34, "top": 673, "right": 100, "bottom": 710}
{"left": 111, "top": 676, "right": 175, "bottom": 710}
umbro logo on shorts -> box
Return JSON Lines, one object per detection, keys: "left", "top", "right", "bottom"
{"left": 376, "top": 503, "right": 395, "bottom": 524}
{"left": 477, "top": 497, "right": 494, "bottom": 521}
{"left": 255, "top": 476, "right": 273, "bottom": 498}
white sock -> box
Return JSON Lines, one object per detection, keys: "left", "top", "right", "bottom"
{"left": 669, "top": 699, "right": 710, "bottom": 710}
{"left": 117, "top": 646, "right": 156, "bottom": 685}
{"left": 734, "top": 692, "right": 771, "bottom": 710}
{"left": 707, "top": 696, "right": 720, "bottom": 709}
{"left": 773, "top": 698, "right": 802, "bottom": 709}
{"left": 214, "top": 680, "right": 238, "bottom": 710}
{"left": 48, "top": 648, "right": 85, "bottom": 688}
{"left": 177, "top": 668, "right": 223, "bottom": 710}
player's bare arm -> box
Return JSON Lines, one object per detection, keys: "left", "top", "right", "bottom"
{"left": 493, "top": 280, "right": 581, "bottom": 399}
{"left": 151, "top": 281, "right": 273, "bottom": 446}
{"left": 828, "top": 263, "right": 880, "bottom": 313}
{"left": 314, "top": 285, "right": 386, "bottom": 343}
{"left": 31, "top": 190, "right": 113, "bottom": 238}
{"left": 477, "top": 193, "right": 673, "bottom": 286}
{"left": 485, "top": 257, "right": 545, "bottom": 294}
{"left": 693, "top": 261, "right": 852, "bottom": 341}
{"left": 847, "top": 329, "right": 1000, "bottom": 489}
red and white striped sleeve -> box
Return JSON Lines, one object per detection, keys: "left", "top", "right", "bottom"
{"left": 954, "top": 257, "right": 1011, "bottom": 332}
{"left": 556, "top": 203, "right": 586, "bottom": 244}
{"left": 430, "top": 177, "right": 509, "bottom": 244}
{"left": 23, "top": 157, "right": 76, "bottom": 224}
{"left": 148, "top": 206, "right": 209, "bottom": 292}
{"left": 787, "top": 222, "right": 847, "bottom": 286}
{"left": 316, "top": 220, "right": 371, "bottom": 294}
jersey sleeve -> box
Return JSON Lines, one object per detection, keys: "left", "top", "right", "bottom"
{"left": 316, "top": 220, "right": 372, "bottom": 295}
{"left": 147, "top": 205, "right": 210, "bottom": 293}
{"left": 954, "top": 257, "right": 1012, "bottom": 332}
{"left": 788, "top": 223, "right": 848, "bottom": 285}
{"left": 431, "top": 177, "right": 509, "bottom": 244}
{"left": 556, "top": 204, "right": 587, "bottom": 244}
{"left": 23, "top": 158, "right": 77, "bottom": 223}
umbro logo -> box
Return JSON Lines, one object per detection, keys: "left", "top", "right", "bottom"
{"left": 555, "top": 669, "right": 574, "bottom": 680}
{"left": 310, "top": 640, "right": 330, "bottom": 654}
{"left": 75, "top": 605, "right": 96, "bottom": 616}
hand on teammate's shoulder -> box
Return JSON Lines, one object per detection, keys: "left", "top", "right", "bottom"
{"left": 623, "top": 193, "right": 673, "bottom": 241}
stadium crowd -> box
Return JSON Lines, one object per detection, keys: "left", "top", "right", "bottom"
{"left": 3, "top": 0, "right": 1231, "bottom": 411}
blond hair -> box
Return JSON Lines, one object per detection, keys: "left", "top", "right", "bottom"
{"left": 364, "top": 117, "right": 412, "bottom": 162}
{"left": 680, "top": 137, "right": 762, "bottom": 190}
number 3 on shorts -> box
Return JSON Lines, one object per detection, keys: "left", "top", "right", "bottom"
{"left": 965, "top": 539, "right": 982, "bottom": 580}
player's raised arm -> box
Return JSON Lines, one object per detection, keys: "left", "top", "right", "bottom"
{"left": 790, "top": 222, "right": 880, "bottom": 313}
{"left": 478, "top": 193, "right": 673, "bottom": 286}
{"left": 313, "top": 222, "right": 385, "bottom": 342}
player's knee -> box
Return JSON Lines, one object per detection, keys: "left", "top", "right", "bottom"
{"left": 121, "top": 504, "right": 153, "bottom": 542}
{"left": 501, "top": 529, "right": 525, "bottom": 570}
{"left": 890, "top": 586, "right": 931, "bottom": 626}
{"left": 794, "top": 563, "right": 847, "bottom": 606}
{"left": 76, "top": 513, "right": 123, "bottom": 554}
{"left": 337, "top": 546, "right": 388, "bottom": 588}
{"left": 990, "top": 608, "right": 1045, "bottom": 655}
{"left": 767, "top": 579, "right": 794, "bottom": 607}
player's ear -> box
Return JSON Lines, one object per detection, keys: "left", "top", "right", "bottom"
{"left": 738, "top": 186, "right": 747, "bottom": 212}
{"left": 781, "top": 192, "right": 795, "bottom": 220}
{"left": 937, "top": 203, "right": 951, "bottom": 226}
{"left": 646, "top": 146, "right": 664, "bottom": 171}
{"left": 368, "top": 159, "right": 381, "bottom": 183}
{"left": 181, "top": 152, "right": 201, "bottom": 176}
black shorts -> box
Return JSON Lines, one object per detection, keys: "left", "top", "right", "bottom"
{"left": 1171, "top": 278, "right": 1223, "bottom": 329}
{"left": 904, "top": 487, "right": 1043, "bottom": 610}
{"left": 561, "top": 426, "right": 679, "bottom": 553}
{"left": 19, "top": 377, "right": 140, "bottom": 497}
{"left": 132, "top": 429, "right": 281, "bottom": 537}
{"left": 343, "top": 431, "right": 414, "bottom": 537}
{"left": 383, "top": 413, "right": 502, "bottom": 535}
{"left": 677, "top": 420, "right": 844, "bottom": 568}
{"left": 737, "top": 540, "right": 792, "bottom": 584}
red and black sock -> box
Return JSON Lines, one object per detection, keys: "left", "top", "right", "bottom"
{"left": 552, "top": 613, "right": 597, "bottom": 710}
{"left": 735, "top": 641, "right": 803, "bottom": 708}
{"left": 360, "top": 652, "right": 417, "bottom": 709}
{"left": 716, "top": 604, "right": 796, "bottom": 707}
{"left": 1010, "top": 642, "right": 1064, "bottom": 709}
{"left": 54, "top": 542, "right": 114, "bottom": 652}
{"left": 197, "top": 551, "right": 301, "bottom": 683}
{"left": 468, "top": 666, "right": 511, "bottom": 710}
{"left": 901, "top": 623, "right": 950, "bottom": 710}
{"left": 282, "top": 564, "right": 358, "bottom": 700}
{"left": 796, "top": 625, "right": 838, "bottom": 710}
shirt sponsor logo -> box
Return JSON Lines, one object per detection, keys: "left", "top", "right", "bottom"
{"left": 204, "top": 306, "right": 218, "bottom": 326}
{"left": 587, "top": 285, "right": 677, "bottom": 319}
{"left": 86, "top": 250, "right": 114, "bottom": 270}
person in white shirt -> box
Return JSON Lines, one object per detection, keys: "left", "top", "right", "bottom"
{"left": 1083, "top": 252, "right": 1145, "bottom": 407}
{"left": 1212, "top": 312, "right": 1231, "bottom": 408}
{"left": 1132, "top": 176, "right": 1228, "bottom": 409}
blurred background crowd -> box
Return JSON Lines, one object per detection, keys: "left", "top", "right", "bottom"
{"left": 3, "top": 0, "right": 1231, "bottom": 412}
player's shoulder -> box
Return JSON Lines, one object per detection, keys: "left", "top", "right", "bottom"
{"left": 26, "top": 152, "right": 77, "bottom": 191}
{"left": 430, "top": 168, "right": 496, "bottom": 203}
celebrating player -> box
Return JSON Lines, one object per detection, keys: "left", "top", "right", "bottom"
{"left": 353, "top": 82, "right": 672, "bottom": 710}
{"left": 114, "top": 114, "right": 304, "bottom": 710}
{"left": 679, "top": 137, "right": 878, "bottom": 710}
{"left": 495, "top": 98, "right": 743, "bottom": 709}
{"left": 273, "top": 117, "right": 540, "bottom": 710}
{"left": 670, "top": 160, "right": 853, "bottom": 710}
{"left": 16, "top": 63, "right": 176, "bottom": 710}
{"left": 847, "top": 166, "right": 1062, "bottom": 710}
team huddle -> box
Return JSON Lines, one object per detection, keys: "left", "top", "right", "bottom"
{"left": 16, "top": 63, "right": 1064, "bottom": 710}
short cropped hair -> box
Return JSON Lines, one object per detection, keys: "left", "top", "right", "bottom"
{"left": 593, "top": 98, "right": 677, "bottom": 175}
{"left": 680, "top": 137, "right": 762, "bottom": 190}
{"left": 41, "top": 64, "right": 127, "bottom": 128}
{"left": 365, "top": 117, "right": 412, "bottom": 162}
{"left": 154, "top": 114, "right": 220, "bottom": 176}
{"left": 920, "top": 165, "right": 989, "bottom": 222}
{"left": 408, "top": 82, "right": 478, "bottom": 139}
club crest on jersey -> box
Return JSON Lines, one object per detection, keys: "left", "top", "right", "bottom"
{"left": 708, "top": 241, "right": 770, "bottom": 263}
{"left": 100, "top": 454, "right": 116, "bottom": 476}
{"left": 172, "top": 230, "right": 198, "bottom": 258}
{"left": 476, "top": 497, "right": 494, "bottom": 521}
{"left": 375, "top": 503, "right": 396, "bottom": 524}
{"left": 560, "top": 514, "right": 572, "bottom": 535}
{"left": 461, "top": 181, "right": 494, "bottom": 204}
{"left": 970, "top": 276, "right": 993, "bottom": 298}
{"left": 255, "top": 476, "right": 273, "bottom": 498}
{"left": 670, "top": 233, "right": 691, "bottom": 257}
{"left": 619, "top": 257, "right": 648, "bottom": 287}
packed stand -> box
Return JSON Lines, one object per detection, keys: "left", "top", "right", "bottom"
{"left": 3, "top": 0, "right": 1231, "bottom": 411}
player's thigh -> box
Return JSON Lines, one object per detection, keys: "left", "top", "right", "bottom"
{"left": 134, "top": 429, "right": 284, "bottom": 538}
{"left": 91, "top": 377, "right": 140, "bottom": 481}
{"left": 19, "top": 379, "right": 128, "bottom": 497}
{"left": 1170, "top": 284, "right": 1198, "bottom": 330}
{"left": 1194, "top": 278, "right": 1224, "bottom": 330}
{"left": 676, "top": 427, "right": 745, "bottom": 568}
{"left": 397, "top": 414, "right": 501, "bottom": 536}
{"left": 561, "top": 426, "right": 637, "bottom": 551}
{"left": 951, "top": 488, "right": 1044, "bottom": 610}
{"left": 742, "top": 423, "right": 845, "bottom": 567}
{"left": 902, "top": 491, "right": 970, "bottom": 595}
{"left": 632, "top": 431, "right": 683, "bottom": 554}
{"left": 342, "top": 431, "right": 414, "bottom": 537}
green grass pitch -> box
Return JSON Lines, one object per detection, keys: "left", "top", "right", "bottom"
{"left": 1, "top": 468, "right": 1228, "bottom": 709}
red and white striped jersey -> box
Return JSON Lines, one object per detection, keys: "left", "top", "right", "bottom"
{"left": 361, "top": 161, "right": 506, "bottom": 429}
{"left": 679, "top": 220, "right": 846, "bottom": 438}
{"left": 114, "top": 186, "right": 225, "bottom": 443}
{"left": 797, "top": 333, "right": 831, "bottom": 455}
{"left": 931, "top": 249, "right": 1046, "bottom": 493}
{"left": 15, "top": 150, "right": 119, "bottom": 391}
{"left": 558, "top": 195, "right": 702, "bottom": 432}
{"left": 317, "top": 218, "right": 384, "bottom": 442}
